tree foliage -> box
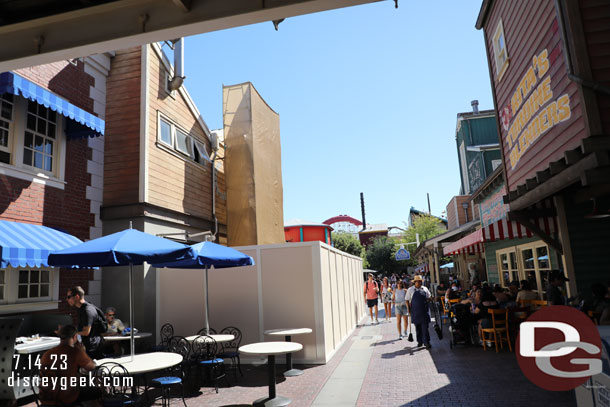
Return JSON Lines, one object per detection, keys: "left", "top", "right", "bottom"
{"left": 402, "top": 214, "right": 446, "bottom": 246}
{"left": 365, "top": 236, "right": 399, "bottom": 274}
{"left": 332, "top": 232, "right": 364, "bottom": 258}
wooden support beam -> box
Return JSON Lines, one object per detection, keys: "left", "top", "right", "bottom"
{"left": 517, "top": 184, "right": 528, "bottom": 196}
{"left": 564, "top": 148, "right": 584, "bottom": 165}
{"left": 515, "top": 218, "right": 563, "bottom": 255}
{"left": 526, "top": 177, "right": 538, "bottom": 190}
{"left": 572, "top": 184, "right": 610, "bottom": 204}
{"left": 581, "top": 166, "right": 610, "bottom": 186}
{"left": 509, "top": 152, "right": 600, "bottom": 211}
{"left": 170, "top": 0, "right": 192, "bottom": 12}
{"left": 581, "top": 135, "right": 610, "bottom": 154}
{"left": 509, "top": 207, "right": 557, "bottom": 219}
{"left": 536, "top": 169, "right": 551, "bottom": 184}
{"left": 549, "top": 159, "right": 567, "bottom": 175}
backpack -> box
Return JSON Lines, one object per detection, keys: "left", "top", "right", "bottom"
{"left": 91, "top": 303, "right": 109, "bottom": 334}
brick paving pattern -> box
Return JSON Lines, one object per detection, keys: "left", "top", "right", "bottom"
{"left": 19, "top": 314, "right": 577, "bottom": 407}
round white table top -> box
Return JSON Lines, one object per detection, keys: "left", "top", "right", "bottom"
{"left": 239, "top": 341, "right": 303, "bottom": 356}
{"left": 186, "top": 334, "right": 235, "bottom": 343}
{"left": 103, "top": 332, "right": 152, "bottom": 342}
{"left": 185, "top": 334, "right": 234, "bottom": 343}
{"left": 264, "top": 328, "right": 312, "bottom": 336}
{"left": 94, "top": 352, "right": 182, "bottom": 374}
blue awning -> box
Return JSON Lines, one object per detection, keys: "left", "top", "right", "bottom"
{"left": 0, "top": 72, "right": 104, "bottom": 137}
{"left": 0, "top": 220, "right": 83, "bottom": 268}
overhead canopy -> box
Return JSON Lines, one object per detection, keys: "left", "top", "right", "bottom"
{"left": 48, "top": 229, "right": 193, "bottom": 267}
{"left": 440, "top": 262, "right": 454, "bottom": 269}
{"left": 0, "top": 72, "right": 104, "bottom": 137}
{"left": 0, "top": 220, "right": 83, "bottom": 268}
{"left": 152, "top": 241, "right": 254, "bottom": 269}
{"left": 443, "top": 216, "right": 556, "bottom": 256}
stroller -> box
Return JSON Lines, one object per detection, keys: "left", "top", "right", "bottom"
{"left": 448, "top": 303, "right": 474, "bottom": 349}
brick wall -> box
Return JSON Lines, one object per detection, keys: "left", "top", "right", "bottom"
{"left": 15, "top": 60, "right": 95, "bottom": 115}
{"left": 1, "top": 62, "right": 99, "bottom": 311}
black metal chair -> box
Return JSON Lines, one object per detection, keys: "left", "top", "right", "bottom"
{"left": 191, "top": 335, "right": 228, "bottom": 393}
{"left": 217, "top": 326, "right": 243, "bottom": 379}
{"left": 94, "top": 362, "right": 136, "bottom": 407}
{"left": 196, "top": 327, "right": 217, "bottom": 335}
{"left": 149, "top": 336, "right": 189, "bottom": 407}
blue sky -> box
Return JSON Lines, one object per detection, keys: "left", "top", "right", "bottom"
{"left": 183, "top": 0, "right": 493, "bottom": 229}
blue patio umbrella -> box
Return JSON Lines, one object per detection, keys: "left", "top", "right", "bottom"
{"left": 48, "top": 228, "right": 194, "bottom": 359}
{"left": 153, "top": 241, "right": 254, "bottom": 334}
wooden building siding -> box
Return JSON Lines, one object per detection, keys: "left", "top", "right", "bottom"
{"left": 563, "top": 194, "right": 610, "bottom": 295}
{"left": 104, "top": 48, "right": 141, "bottom": 206}
{"left": 146, "top": 45, "right": 226, "bottom": 224}
{"left": 484, "top": 0, "right": 587, "bottom": 191}
{"left": 580, "top": 0, "right": 610, "bottom": 135}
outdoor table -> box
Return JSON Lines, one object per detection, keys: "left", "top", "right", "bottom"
{"left": 239, "top": 341, "right": 302, "bottom": 407}
{"left": 185, "top": 334, "right": 234, "bottom": 344}
{"left": 15, "top": 336, "right": 60, "bottom": 354}
{"left": 95, "top": 352, "right": 183, "bottom": 398}
{"left": 264, "top": 328, "right": 311, "bottom": 377}
{"left": 103, "top": 332, "right": 152, "bottom": 342}
{"left": 95, "top": 352, "right": 183, "bottom": 374}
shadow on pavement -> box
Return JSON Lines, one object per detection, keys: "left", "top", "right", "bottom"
{"left": 396, "top": 318, "right": 576, "bottom": 407}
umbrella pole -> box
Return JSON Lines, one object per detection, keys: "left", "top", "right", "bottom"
{"left": 205, "top": 265, "right": 210, "bottom": 335}
{"left": 129, "top": 263, "right": 135, "bottom": 361}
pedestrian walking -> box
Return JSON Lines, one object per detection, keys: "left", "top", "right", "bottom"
{"left": 392, "top": 280, "right": 409, "bottom": 339}
{"left": 381, "top": 277, "right": 393, "bottom": 322}
{"left": 406, "top": 275, "right": 432, "bottom": 349}
{"left": 363, "top": 273, "right": 379, "bottom": 325}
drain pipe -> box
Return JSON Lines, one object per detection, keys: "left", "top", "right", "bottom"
{"left": 168, "top": 38, "right": 185, "bottom": 91}
{"left": 210, "top": 149, "right": 218, "bottom": 241}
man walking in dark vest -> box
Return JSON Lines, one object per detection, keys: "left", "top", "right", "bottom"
{"left": 406, "top": 275, "right": 432, "bottom": 349}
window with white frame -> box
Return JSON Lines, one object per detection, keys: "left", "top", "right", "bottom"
{"left": 493, "top": 19, "right": 509, "bottom": 79}
{"left": 0, "top": 270, "right": 5, "bottom": 301}
{"left": 0, "top": 94, "right": 65, "bottom": 185}
{"left": 157, "top": 112, "right": 210, "bottom": 166}
{"left": 18, "top": 269, "right": 51, "bottom": 299}
{"left": 0, "top": 94, "right": 14, "bottom": 164}
{"left": 0, "top": 267, "right": 59, "bottom": 310}
{"left": 24, "top": 101, "right": 57, "bottom": 173}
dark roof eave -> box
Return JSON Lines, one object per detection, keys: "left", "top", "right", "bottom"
{"left": 475, "top": 0, "right": 493, "bottom": 30}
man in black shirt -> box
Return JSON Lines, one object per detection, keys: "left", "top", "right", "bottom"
{"left": 66, "top": 286, "right": 105, "bottom": 358}
{"left": 546, "top": 270, "right": 569, "bottom": 306}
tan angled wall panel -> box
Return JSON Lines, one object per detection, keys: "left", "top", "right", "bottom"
{"left": 224, "top": 82, "right": 284, "bottom": 246}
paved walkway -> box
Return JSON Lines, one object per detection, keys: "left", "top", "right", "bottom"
{"left": 19, "top": 311, "right": 577, "bottom": 407}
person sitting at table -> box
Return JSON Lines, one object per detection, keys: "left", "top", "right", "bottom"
{"left": 492, "top": 284, "right": 511, "bottom": 307}
{"left": 102, "top": 307, "right": 126, "bottom": 356}
{"left": 103, "top": 307, "right": 126, "bottom": 335}
{"left": 473, "top": 288, "right": 499, "bottom": 345}
{"left": 39, "top": 325, "right": 99, "bottom": 406}
{"left": 516, "top": 280, "right": 537, "bottom": 303}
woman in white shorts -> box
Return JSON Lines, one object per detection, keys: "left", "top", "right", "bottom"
{"left": 380, "top": 277, "right": 393, "bottom": 321}
{"left": 392, "top": 280, "right": 409, "bottom": 340}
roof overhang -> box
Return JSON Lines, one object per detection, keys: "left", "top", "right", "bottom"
{"left": 0, "top": 0, "right": 382, "bottom": 72}
{"left": 421, "top": 219, "right": 480, "bottom": 249}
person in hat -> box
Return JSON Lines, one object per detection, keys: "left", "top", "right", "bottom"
{"left": 406, "top": 274, "right": 433, "bottom": 348}
{"left": 546, "top": 270, "right": 569, "bottom": 305}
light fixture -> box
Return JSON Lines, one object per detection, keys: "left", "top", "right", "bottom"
{"left": 584, "top": 197, "right": 610, "bottom": 219}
